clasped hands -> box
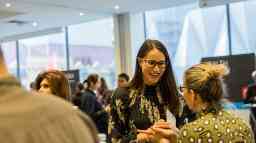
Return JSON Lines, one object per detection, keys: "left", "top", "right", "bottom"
{"left": 137, "top": 119, "right": 179, "bottom": 143}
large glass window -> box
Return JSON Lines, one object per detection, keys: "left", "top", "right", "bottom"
{"left": 145, "top": 4, "right": 229, "bottom": 83}
{"left": 230, "top": 0, "right": 256, "bottom": 54}
{"left": 19, "top": 33, "right": 66, "bottom": 88}
{"left": 1, "top": 42, "right": 17, "bottom": 76}
{"left": 68, "top": 17, "right": 116, "bottom": 88}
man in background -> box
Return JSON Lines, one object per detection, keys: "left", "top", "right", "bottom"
{"left": 117, "top": 73, "right": 130, "bottom": 88}
{"left": 0, "top": 47, "right": 98, "bottom": 143}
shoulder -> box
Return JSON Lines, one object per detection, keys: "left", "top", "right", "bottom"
{"left": 26, "top": 92, "right": 79, "bottom": 117}
{"left": 82, "top": 90, "right": 96, "bottom": 99}
{"left": 113, "top": 87, "right": 130, "bottom": 97}
{"left": 112, "top": 87, "right": 131, "bottom": 101}
{"left": 223, "top": 110, "right": 252, "bottom": 131}
{"left": 83, "top": 90, "right": 95, "bottom": 96}
{"left": 221, "top": 110, "right": 254, "bottom": 141}
{"left": 29, "top": 96, "right": 99, "bottom": 142}
{"left": 111, "top": 87, "right": 136, "bottom": 110}
{"left": 178, "top": 113, "right": 217, "bottom": 142}
{"left": 0, "top": 90, "right": 98, "bottom": 131}
{"left": 179, "top": 117, "right": 203, "bottom": 139}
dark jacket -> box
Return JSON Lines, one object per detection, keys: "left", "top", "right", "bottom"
{"left": 80, "top": 89, "right": 108, "bottom": 134}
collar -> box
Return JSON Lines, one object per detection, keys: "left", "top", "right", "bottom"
{"left": 197, "top": 103, "right": 223, "bottom": 118}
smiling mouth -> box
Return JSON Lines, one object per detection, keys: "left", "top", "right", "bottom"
{"left": 150, "top": 74, "right": 160, "bottom": 78}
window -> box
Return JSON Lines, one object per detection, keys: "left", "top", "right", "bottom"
{"left": 19, "top": 33, "right": 66, "bottom": 88}
{"left": 68, "top": 17, "right": 116, "bottom": 88}
{"left": 230, "top": 0, "right": 256, "bottom": 54}
{"left": 1, "top": 42, "right": 17, "bottom": 76}
{"left": 145, "top": 4, "right": 229, "bottom": 83}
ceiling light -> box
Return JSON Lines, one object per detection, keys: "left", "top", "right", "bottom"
{"left": 79, "top": 12, "right": 84, "bottom": 16}
{"left": 114, "top": 5, "right": 120, "bottom": 10}
{"left": 5, "top": 3, "right": 11, "bottom": 7}
{"left": 32, "top": 22, "right": 38, "bottom": 27}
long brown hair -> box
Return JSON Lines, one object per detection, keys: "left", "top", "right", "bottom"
{"left": 35, "top": 69, "right": 71, "bottom": 101}
{"left": 129, "top": 39, "right": 180, "bottom": 116}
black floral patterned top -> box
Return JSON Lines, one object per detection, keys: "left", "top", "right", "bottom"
{"left": 178, "top": 105, "right": 255, "bottom": 143}
{"left": 108, "top": 86, "right": 172, "bottom": 143}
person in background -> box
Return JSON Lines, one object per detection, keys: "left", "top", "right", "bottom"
{"left": 82, "top": 78, "right": 88, "bottom": 89}
{"left": 97, "top": 77, "right": 112, "bottom": 108}
{"left": 34, "top": 69, "right": 71, "bottom": 101}
{"left": 109, "top": 39, "right": 180, "bottom": 143}
{"left": 178, "top": 62, "right": 254, "bottom": 142}
{"left": 80, "top": 74, "right": 108, "bottom": 134}
{"left": 29, "top": 81, "right": 36, "bottom": 91}
{"left": 117, "top": 73, "right": 130, "bottom": 88}
{"left": 72, "top": 82, "right": 85, "bottom": 107}
{"left": 242, "top": 70, "right": 256, "bottom": 103}
{"left": 0, "top": 47, "right": 98, "bottom": 143}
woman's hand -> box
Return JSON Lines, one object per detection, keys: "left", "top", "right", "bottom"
{"left": 137, "top": 128, "right": 154, "bottom": 143}
{"left": 151, "top": 120, "right": 179, "bottom": 142}
{"left": 137, "top": 120, "right": 179, "bottom": 143}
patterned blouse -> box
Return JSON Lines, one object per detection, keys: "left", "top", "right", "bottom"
{"left": 108, "top": 86, "right": 173, "bottom": 143}
{"left": 178, "top": 105, "right": 254, "bottom": 143}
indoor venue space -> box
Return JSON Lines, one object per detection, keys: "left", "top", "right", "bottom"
{"left": 0, "top": 0, "right": 256, "bottom": 142}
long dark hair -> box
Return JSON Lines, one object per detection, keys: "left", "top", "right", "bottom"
{"left": 129, "top": 39, "right": 180, "bottom": 116}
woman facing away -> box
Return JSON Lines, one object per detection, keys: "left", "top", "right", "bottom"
{"left": 109, "top": 39, "right": 181, "bottom": 143}
{"left": 178, "top": 62, "right": 254, "bottom": 142}
{"left": 80, "top": 74, "right": 108, "bottom": 135}
{"left": 34, "top": 69, "right": 71, "bottom": 101}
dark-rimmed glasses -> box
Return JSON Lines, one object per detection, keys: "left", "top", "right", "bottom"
{"left": 141, "top": 59, "right": 167, "bottom": 69}
{"left": 178, "top": 86, "right": 188, "bottom": 95}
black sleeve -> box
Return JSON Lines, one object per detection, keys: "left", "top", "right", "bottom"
{"left": 108, "top": 87, "right": 135, "bottom": 143}
{"left": 80, "top": 93, "right": 96, "bottom": 116}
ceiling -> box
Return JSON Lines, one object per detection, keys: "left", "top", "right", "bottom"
{"left": 0, "top": 0, "right": 196, "bottom": 40}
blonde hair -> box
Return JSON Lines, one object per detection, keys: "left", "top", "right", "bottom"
{"left": 184, "top": 62, "right": 229, "bottom": 103}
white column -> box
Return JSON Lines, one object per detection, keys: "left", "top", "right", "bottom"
{"left": 113, "top": 13, "right": 146, "bottom": 77}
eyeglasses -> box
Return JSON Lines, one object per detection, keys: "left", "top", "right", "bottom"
{"left": 178, "top": 86, "right": 188, "bottom": 94}
{"left": 141, "top": 59, "right": 167, "bottom": 68}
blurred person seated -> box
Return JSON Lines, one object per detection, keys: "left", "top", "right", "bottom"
{"left": 178, "top": 62, "right": 254, "bottom": 142}
{"left": 0, "top": 47, "right": 98, "bottom": 143}
{"left": 80, "top": 74, "right": 108, "bottom": 134}
{"left": 34, "top": 69, "right": 71, "bottom": 101}
{"left": 117, "top": 73, "right": 130, "bottom": 88}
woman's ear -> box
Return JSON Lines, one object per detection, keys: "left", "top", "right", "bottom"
{"left": 190, "top": 89, "right": 197, "bottom": 109}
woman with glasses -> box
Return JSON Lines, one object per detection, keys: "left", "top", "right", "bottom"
{"left": 178, "top": 63, "right": 254, "bottom": 142}
{"left": 109, "top": 39, "right": 180, "bottom": 143}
